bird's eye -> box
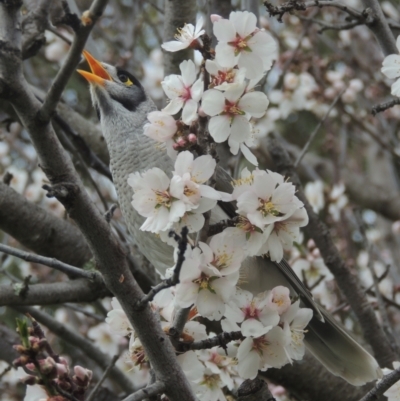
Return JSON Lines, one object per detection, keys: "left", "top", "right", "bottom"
{"left": 118, "top": 73, "right": 133, "bottom": 86}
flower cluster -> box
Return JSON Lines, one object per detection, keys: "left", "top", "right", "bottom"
{"left": 144, "top": 11, "right": 277, "bottom": 164}
{"left": 128, "top": 151, "right": 226, "bottom": 234}
{"left": 14, "top": 319, "right": 92, "bottom": 401}
{"left": 123, "top": 10, "right": 313, "bottom": 400}
{"left": 226, "top": 168, "right": 308, "bottom": 262}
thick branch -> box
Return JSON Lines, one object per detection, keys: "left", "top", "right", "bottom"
{"left": 0, "top": 181, "right": 92, "bottom": 267}
{"left": 238, "top": 378, "right": 274, "bottom": 401}
{"left": 267, "top": 135, "right": 396, "bottom": 367}
{"left": 163, "top": 0, "right": 196, "bottom": 76}
{"left": 361, "top": 0, "right": 397, "bottom": 56}
{"left": 0, "top": 278, "right": 110, "bottom": 306}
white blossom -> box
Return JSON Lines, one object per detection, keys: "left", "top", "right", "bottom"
{"left": 105, "top": 298, "right": 133, "bottom": 337}
{"left": 205, "top": 59, "right": 247, "bottom": 91}
{"left": 381, "top": 36, "right": 400, "bottom": 97}
{"left": 213, "top": 11, "right": 277, "bottom": 79}
{"left": 128, "top": 168, "right": 187, "bottom": 233}
{"left": 175, "top": 233, "right": 243, "bottom": 320}
{"left": 259, "top": 207, "right": 308, "bottom": 262}
{"left": 236, "top": 327, "right": 289, "bottom": 379}
{"left": 162, "top": 17, "right": 205, "bottom": 52}
{"left": 143, "top": 110, "right": 177, "bottom": 142}
{"left": 304, "top": 180, "right": 325, "bottom": 214}
{"left": 236, "top": 170, "right": 303, "bottom": 229}
{"left": 222, "top": 289, "right": 280, "bottom": 337}
{"left": 162, "top": 59, "right": 203, "bottom": 125}
{"left": 202, "top": 84, "right": 268, "bottom": 163}
{"left": 280, "top": 300, "right": 313, "bottom": 362}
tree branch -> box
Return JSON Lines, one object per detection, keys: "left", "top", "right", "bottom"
{"left": 359, "top": 368, "right": 400, "bottom": 401}
{"left": 38, "top": 0, "right": 109, "bottom": 122}
{"left": 0, "top": 181, "right": 92, "bottom": 268}
{"left": 0, "top": 278, "right": 110, "bottom": 306}
{"left": 121, "top": 381, "right": 166, "bottom": 401}
{"left": 238, "top": 378, "right": 274, "bottom": 401}
{"left": 0, "top": 243, "right": 101, "bottom": 280}
{"left": 361, "top": 0, "right": 397, "bottom": 56}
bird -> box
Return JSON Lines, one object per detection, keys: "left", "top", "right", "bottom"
{"left": 77, "top": 50, "right": 382, "bottom": 386}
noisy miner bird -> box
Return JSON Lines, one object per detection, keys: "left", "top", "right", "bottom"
{"left": 77, "top": 51, "right": 382, "bottom": 385}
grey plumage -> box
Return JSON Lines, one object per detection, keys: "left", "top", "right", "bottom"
{"left": 79, "top": 57, "right": 382, "bottom": 386}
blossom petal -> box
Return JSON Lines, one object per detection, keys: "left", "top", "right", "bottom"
{"left": 209, "top": 116, "right": 231, "bottom": 142}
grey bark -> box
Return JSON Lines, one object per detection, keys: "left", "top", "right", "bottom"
{"left": 362, "top": 0, "right": 397, "bottom": 56}
{"left": 0, "top": 278, "right": 110, "bottom": 306}
{"left": 0, "top": 181, "right": 92, "bottom": 267}
{"left": 163, "top": 0, "right": 196, "bottom": 76}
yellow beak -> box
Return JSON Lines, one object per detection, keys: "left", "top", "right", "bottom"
{"left": 77, "top": 50, "right": 112, "bottom": 86}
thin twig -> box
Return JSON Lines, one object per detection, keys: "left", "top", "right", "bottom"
{"left": 359, "top": 367, "right": 400, "bottom": 401}
{"left": 85, "top": 355, "right": 119, "bottom": 401}
{"left": 175, "top": 331, "right": 244, "bottom": 353}
{"left": 298, "top": 15, "right": 366, "bottom": 33}
{"left": 135, "top": 227, "right": 189, "bottom": 309}
{"left": 0, "top": 243, "right": 100, "bottom": 281}
{"left": 295, "top": 89, "right": 344, "bottom": 167}
{"left": 208, "top": 217, "right": 240, "bottom": 236}
{"left": 372, "top": 98, "right": 400, "bottom": 115}
{"left": 264, "top": 0, "right": 365, "bottom": 22}
{"left": 64, "top": 303, "right": 104, "bottom": 321}
{"left": 121, "top": 381, "right": 166, "bottom": 401}
{"left": 38, "top": 0, "right": 110, "bottom": 122}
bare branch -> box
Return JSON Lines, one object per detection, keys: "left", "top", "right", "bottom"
{"left": 121, "top": 381, "right": 166, "bottom": 401}
{"left": 0, "top": 278, "right": 110, "bottom": 306}
{"left": 359, "top": 367, "right": 400, "bottom": 401}
{"left": 135, "top": 227, "right": 189, "bottom": 309}
{"left": 238, "top": 378, "right": 274, "bottom": 401}
{"left": 361, "top": 0, "right": 397, "bottom": 56}
{"left": 85, "top": 355, "right": 119, "bottom": 401}
{"left": 295, "top": 89, "right": 344, "bottom": 168}
{"left": 0, "top": 181, "right": 92, "bottom": 267}
{"left": 264, "top": 1, "right": 365, "bottom": 22}
{"left": 38, "top": 0, "right": 110, "bottom": 122}
{"left": 175, "top": 331, "right": 244, "bottom": 353}
{"left": 372, "top": 98, "right": 400, "bottom": 115}
{"left": 0, "top": 243, "right": 101, "bottom": 280}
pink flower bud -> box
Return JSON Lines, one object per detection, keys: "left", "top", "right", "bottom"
{"left": 210, "top": 14, "right": 222, "bottom": 23}
{"left": 56, "top": 363, "right": 68, "bottom": 376}
{"left": 74, "top": 365, "right": 92, "bottom": 382}
{"left": 173, "top": 143, "right": 180, "bottom": 150}
{"left": 26, "top": 363, "right": 36, "bottom": 371}
{"left": 176, "top": 138, "right": 186, "bottom": 147}
{"left": 188, "top": 133, "right": 197, "bottom": 143}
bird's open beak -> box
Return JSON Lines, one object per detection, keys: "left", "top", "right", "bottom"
{"left": 77, "top": 50, "right": 112, "bottom": 86}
